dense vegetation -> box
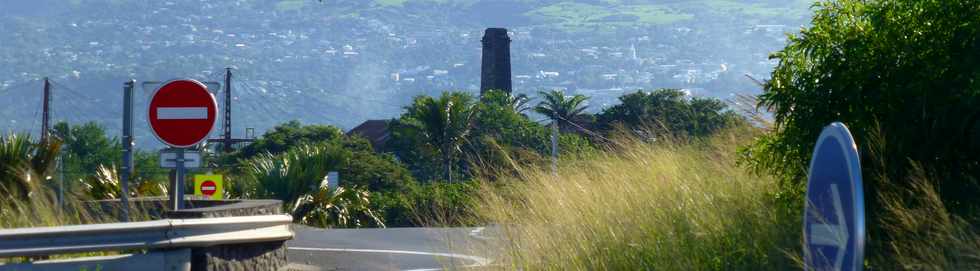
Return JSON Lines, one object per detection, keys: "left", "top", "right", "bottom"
{"left": 2, "top": 0, "right": 979, "bottom": 269}
{"left": 736, "top": 0, "right": 980, "bottom": 268}
{"left": 0, "top": 86, "right": 742, "bottom": 228}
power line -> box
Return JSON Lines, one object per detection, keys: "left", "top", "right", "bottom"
{"left": 47, "top": 80, "right": 107, "bottom": 123}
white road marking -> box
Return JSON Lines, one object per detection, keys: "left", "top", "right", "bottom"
{"left": 157, "top": 107, "right": 208, "bottom": 120}
{"left": 287, "top": 246, "right": 491, "bottom": 271}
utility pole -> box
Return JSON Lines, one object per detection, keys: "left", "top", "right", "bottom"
{"left": 120, "top": 80, "right": 134, "bottom": 222}
{"left": 57, "top": 154, "right": 64, "bottom": 214}
{"left": 41, "top": 77, "right": 51, "bottom": 142}
{"left": 207, "top": 68, "right": 253, "bottom": 156}
{"left": 551, "top": 121, "right": 559, "bottom": 176}
{"left": 223, "top": 68, "right": 233, "bottom": 153}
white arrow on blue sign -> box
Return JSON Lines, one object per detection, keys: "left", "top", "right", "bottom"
{"left": 803, "top": 122, "right": 866, "bottom": 271}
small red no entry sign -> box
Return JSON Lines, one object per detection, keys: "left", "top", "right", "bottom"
{"left": 200, "top": 180, "right": 217, "bottom": 196}
{"left": 147, "top": 79, "right": 217, "bottom": 148}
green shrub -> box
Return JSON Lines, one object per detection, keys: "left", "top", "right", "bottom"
{"left": 371, "top": 181, "right": 479, "bottom": 227}
{"left": 237, "top": 142, "right": 384, "bottom": 228}
{"left": 743, "top": 0, "right": 980, "bottom": 216}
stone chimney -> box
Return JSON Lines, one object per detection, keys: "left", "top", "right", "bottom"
{"left": 480, "top": 28, "right": 512, "bottom": 95}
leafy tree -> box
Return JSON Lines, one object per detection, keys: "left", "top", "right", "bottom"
{"left": 52, "top": 122, "right": 119, "bottom": 181}
{"left": 370, "top": 181, "right": 479, "bottom": 227}
{"left": 533, "top": 90, "right": 591, "bottom": 131}
{"left": 391, "top": 92, "right": 478, "bottom": 182}
{"left": 507, "top": 92, "right": 533, "bottom": 114}
{"left": 474, "top": 90, "right": 551, "bottom": 153}
{"left": 391, "top": 90, "right": 598, "bottom": 181}
{"left": 50, "top": 122, "right": 167, "bottom": 198}
{"left": 741, "top": 0, "right": 980, "bottom": 263}
{"left": 235, "top": 120, "right": 343, "bottom": 159}
{"left": 596, "top": 89, "right": 740, "bottom": 138}
{"left": 468, "top": 90, "right": 553, "bottom": 176}
{"left": 340, "top": 136, "right": 416, "bottom": 192}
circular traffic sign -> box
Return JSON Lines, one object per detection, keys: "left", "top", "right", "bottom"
{"left": 803, "top": 122, "right": 866, "bottom": 271}
{"left": 147, "top": 79, "right": 217, "bottom": 148}
{"left": 201, "top": 180, "right": 217, "bottom": 196}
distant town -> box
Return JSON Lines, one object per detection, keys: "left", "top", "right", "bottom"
{"left": 1, "top": 0, "right": 809, "bottom": 143}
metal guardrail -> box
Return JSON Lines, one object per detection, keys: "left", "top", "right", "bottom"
{"left": 0, "top": 214, "right": 294, "bottom": 258}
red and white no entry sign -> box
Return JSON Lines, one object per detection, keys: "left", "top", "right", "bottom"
{"left": 147, "top": 79, "right": 217, "bottom": 148}
{"left": 200, "top": 180, "right": 217, "bottom": 196}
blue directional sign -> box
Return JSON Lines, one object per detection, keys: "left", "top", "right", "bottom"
{"left": 804, "top": 122, "right": 866, "bottom": 271}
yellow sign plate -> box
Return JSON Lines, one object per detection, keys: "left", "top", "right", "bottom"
{"left": 193, "top": 174, "right": 224, "bottom": 200}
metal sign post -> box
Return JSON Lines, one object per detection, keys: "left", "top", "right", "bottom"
{"left": 803, "top": 122, "right": 866, "bottom": 271}
{"left": 174, "top": 148, "right": 186, "bottom": 210}
{"left": 120, "top": 80, "right": 134, "bottom": 222}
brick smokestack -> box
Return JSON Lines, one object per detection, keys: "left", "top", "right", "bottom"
{"left": 480, "top": 28, "right": 512, "bottom": 95}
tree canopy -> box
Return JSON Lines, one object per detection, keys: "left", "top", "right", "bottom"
{"left": 235, "top": 120, "right": 344, "bottom": 159}
{"left": 743, "top": 0, "right": 980, "bottom": 228}
{"left": 533, "top": 89, "right": 591, "bottom": 131}
{"left": 596, "top": 89, "right": 740, "bottom": 138}
{"left": 390, "top": 92, "right": 478, "bottom": 182}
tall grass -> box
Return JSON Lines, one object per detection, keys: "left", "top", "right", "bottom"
{"left": 0, "top": 134, "right": 145, "bottom": 229}
{"left": 467, "top": 125, "right": 980, "bottom": 270}
{"left": 471, "top": 128, "right": 801, "bottom": 270}
{"left": 869, "top": 164, "right": 980, "bottom": 270}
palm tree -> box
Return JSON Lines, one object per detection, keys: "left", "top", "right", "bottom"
{"left": 534, "top": 90, "right": 590, "bottom": 174}
{"left": 509, "top": 93, "right": 532, "bottom": 114}
{"left": 533, "top": 90, "right": 590, "bottom": 130}
{"left": 400, "top": 92, "right": 478, "bottom": 182}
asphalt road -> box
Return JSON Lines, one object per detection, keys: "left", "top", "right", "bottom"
{"left": 286, "top": 225, "right": 498, "bottom": 271}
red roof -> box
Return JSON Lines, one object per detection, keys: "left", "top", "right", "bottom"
{"left": 346, "top": 120, "right": 391, "bottom": 150}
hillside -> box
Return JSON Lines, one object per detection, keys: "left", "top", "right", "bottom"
{"left": 0, "top": 0, "right": 812, "bottom": 147}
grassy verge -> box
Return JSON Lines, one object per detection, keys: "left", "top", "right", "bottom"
{"left": 470, "top": 129, "right": 801, "bottom": 270}
{"left": 466, "top": 127, "right": 980, "bottom": 269}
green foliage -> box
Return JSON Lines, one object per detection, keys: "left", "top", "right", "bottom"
{"left": 234, "top": 134, "right": 413, "bottom": 228}
{"left": 50, "top": 122, "right": 166, "bottom": 199}
{"left": 337, "top": 136, "right": 416, "bottom": 192}
{"left": 0, "top": 134, "right": 60, "bottom": 199}
{"left": 79, "top": 165, "right": 168, "bottom": 200}
{"left": 235, "top": 120, "right": 344, "bottom": 159}
{"left": 391, "top": 90, "right": 599, "bottom": 182}
{"left": 52, "top": 122, "right": 118, "bottom": 176}
{"left": 390, "top": 92, "right": 478, "bottom": 182}
{"left": 291, "top": 185, "right": 384, "bottom": 228}
{"left": 370, "top": 181, "right": 479, "bottom": 227}
{"left": 743, "top": 0, "right": 980, "bottom": 217}
{"left": 468, "top": 91, "right": 553, "bottom": 171}
{"left": 238, "top": 142, "right": 386, "bottom": 228}
{"left": 596, "top": 89, "right": 741, "bottom": 138}
{"left": 533, "top": 89, "right": 592, "bottom": 130}
{"left": 239, "top": 143, "right": 346, "bottom": 201}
